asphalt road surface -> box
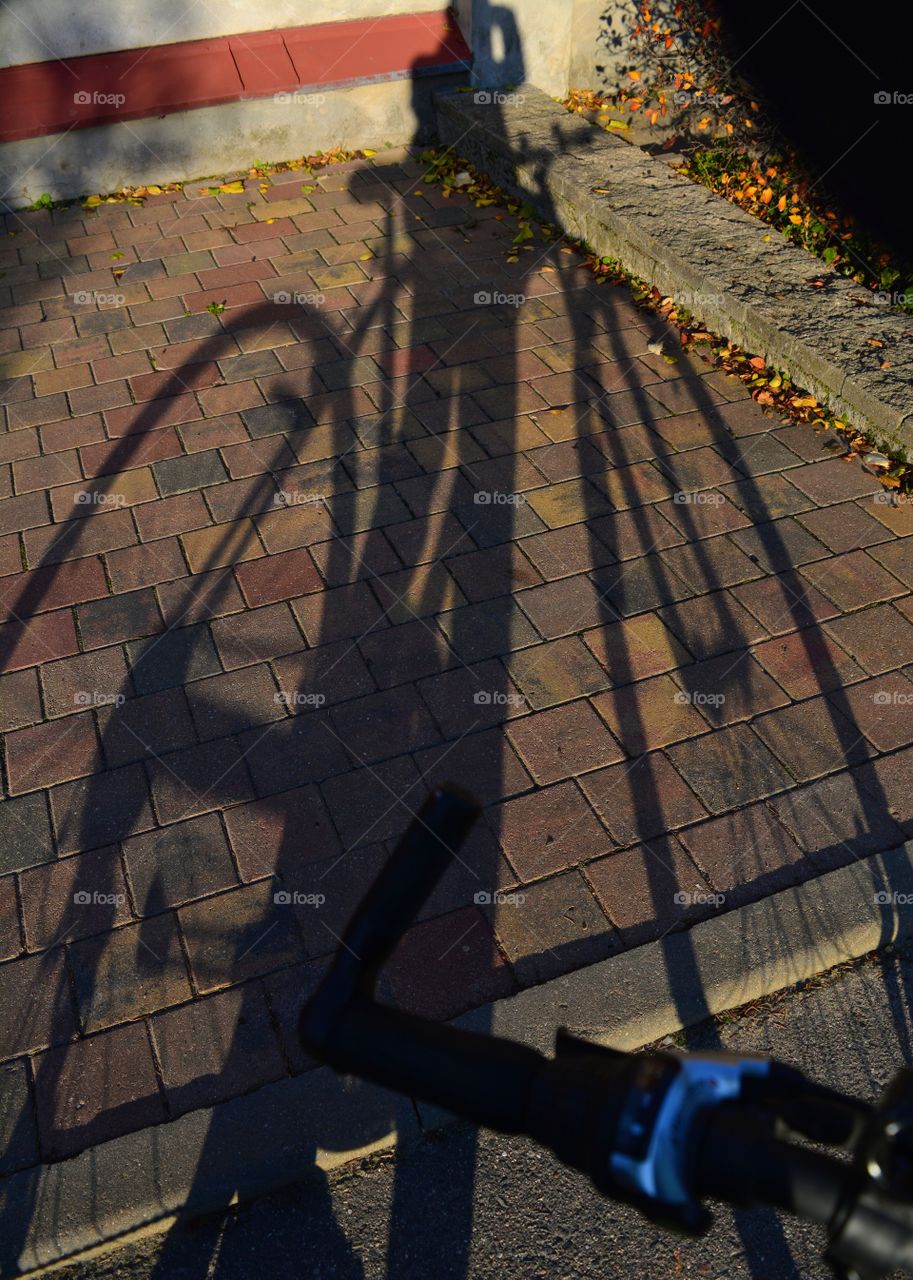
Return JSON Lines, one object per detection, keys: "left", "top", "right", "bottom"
{"left": 55, "top": 942, "right": 913, "bottom": 1280}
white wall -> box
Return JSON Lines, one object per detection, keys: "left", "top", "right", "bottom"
{"left": 0, "top": 0, "right": 448, "bottom": 68}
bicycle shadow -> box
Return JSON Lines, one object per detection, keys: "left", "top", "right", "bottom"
{"left": 0, "top": 7, "right": 911, "bottom": 1280}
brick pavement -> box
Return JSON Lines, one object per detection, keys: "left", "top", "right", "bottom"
{"left": 0, "top": 147, "right": 911, "bottom": 1173}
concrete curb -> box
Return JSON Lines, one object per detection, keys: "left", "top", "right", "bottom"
{"left": 434, "top": 84, "right": 913, "bottom": 451}
{"left": 7, "top": 838, "right": 913, "bottom": 1276}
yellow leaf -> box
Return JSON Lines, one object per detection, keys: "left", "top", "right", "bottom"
{"left": 359, "top": 251, "right": 373, "bottom": 260}
{"left": 84, "top": 195, "right": 102, "bottom": 208}
{"left": 219, "top": 181, "right": 245, "bottom": 194}
{"left": 792, "top": 395, "right": 817, "bottom": 408}
{"left": 362, "top": 149, "right": 376, "bottom": 156}
{"left": 266, "top": 218, "right": 276, "bottom": 224}
{"left": 788, "top": 213, "right": 803, "bottom": 225}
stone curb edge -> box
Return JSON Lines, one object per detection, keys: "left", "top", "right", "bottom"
{"left": 434, "top": 84, "right": 913, "bottom": 451}
{"left": 7, "top": 838, "right": 913, "bottom": 1277}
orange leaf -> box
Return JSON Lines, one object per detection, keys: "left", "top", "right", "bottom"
{"left": 748, "top": 356, "right": 766, "bottom": 370}
{"left": 777, "top": 195, "right": 787, "bottom": 212}
{"left": 760, "top": 187, "right": 773, "bottom": 204}
{"left": 628, "top": 69, "right": 641, "bottom": 81}
{"left": 788, "top": 214, "right": 803, "bottom": 225}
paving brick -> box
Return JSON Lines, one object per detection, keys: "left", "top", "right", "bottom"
{"left": 851, "top": 747, "right": 913, "bottom": 835}
{"left": 151, "top": 983, "right": 285, "bottom": 1117}
{"left": 208, "top": 601, "right": 301, "bottom": 670}
{"left": 484, "top": 868, "right": 616, "bottom": 986}
{"left": 800, "top": 549, "right": 906, "bottom": 612}
{"left": 0, "top": 490, "right": 50, "bottom": 537}
{"left": 153, "top": 449, "right": 228, "bottom": 496}
{"left": 591, "top": 672, "right": 708, "bottom": 753}
{"left": 98, "top": 686, "right": 197, "bottom": 766}
{"left": 657, "top": 589, "right": 769, "bottom": 661}
{"left": 506, "top": 700, "right": 623, "bottom": 785}
{"left": 147, "top": 735, "right": 253, "bottom": 824}
{"left": 122, "top": 812, "right": 237, "bottom": 914}
{"left": 309, "top": 529, "right": 402, "bottom": 590}
{"left": 126, "top": 622, "right": 220, "bottom": 695}
{"left": 829, "top": 673, "right": 913, "bottom": 751}
{"left": 516, "top": 575, "right": 609, "bottom": 640}
{"left": 179, "top": 880, "right": 307, "bottom": 992}
{"left": 580, "top": 751, "right": 707, "bottom": 846}
{"left": 20, "top": 845, "right": 131, "bottom": 950}
{"left": 41, "top": 647, "right": 129, "bottom": 718}
{"left": 0, "top": 792, "right": 55, "bottom": 875}
{"left": 6, "top": 712, "right": 101, "bottom": 793}
{"left": 80, "top": 428, "right": 183, "bottom": 478}
{"left": 0, "top": 1059, "right": 37, "bottom": 1173}
{"left": 523, "top": 478, "right": 612, "bottom": 530}
{"left": 13, "top": 449, "right": 82, "bottom": 494}
{"left": 659, "top": 533, "right": 763, "bottom": 594}
{"left": 384, "top": 905, "right": 515, "bottom": 1021}
{"left": 51, "top": 763, "right": 155, "bottom": 854}
{"left": 730, "top": 517, "right": 829, "bottom": 573}
{"left": 513, "top": 524, "right": 613, "bottom": 582}
{"left": 185, "top": 665, "right": 284, "bottom": 742}
{"left": 0, "top": 669, "right": 42, "bottom": 731}
{"left": 234, "top": 546, "right": 321, "bottom": 607}
{"left": 78, "top": 588, "right": 162, "bottom": 649}
{"left": 768, "top": 770, "right": 904, "bottom": 867}
{"left": 823, "top": 603, "right": 913, "bottom": 676}
{"left": 443, "top": 540, "right": 540, "bottom": 599}
{"left": 0, "top": 535, "right": 21, "bottom": 579}
{"left": 867, "top": 538, "right": 913, "bottom": 589}
{"left": 869, "top": 497, "right": 913, "bottom": 538}
{"left": 582, "top": 612, "right": 690, "bottom": 684}
{"left": 585, "top": 837, "right": 711, "bottom": 946}
{"left": 273, "top": 639, "right": 375, "bottom": 713}
{"left": 676, "top": 803, "right": 806, "bottom": 903}
{"left": 731, "top": 570, "right": 841, "bottom": 636}
{"left": 106, "top": 538, "right": 186, "bottom": 594}
{"left": 666, "top": 723, "right": 793, "bottom": 813}
{"left": 156, "top": 568, "right": 245, "bottom": 628}
{"left": 751, "top": 697, "right": 873, "bottom": 783}
{"left": 672, "top": 652, "right": 789, "bottom": 726}
{"left": 34, "top": 1021, "right": 163, "bottom": 1159}
{"left": 488, "top": 781, "right": 608, "bottom": 880}
{"left": 0, "top": 949, "right": 75, "bottom": 1059}
{"left": 69, "top": 910, "right": 191, "bottom": 1033}
{"left": 588, "top": 505, "right": 684, "bottom": 562}
{"left": 796, "top": 501, "right": 893, "bottom": 553}
{"left": 787, "top": 458, "right": 882, "bottom": 505}
{"left": 181, "top": 519, "right": 262, "bottom": 573}
{"left": 752, "top": 627, "right": 863, "bottom": 699}
{"left": 292, "top": 580, "right": 386, "bottom": 645}
{"left": 504, "top": 637, "right": 611, "bottom": 711}
{"left": 133, "top": 491, "right": 211, "bottom": 542}
{"left": 319, "top": 756, "right": 423, "bottom": 850}
{"left": 330, "top": 686, "right": 440, "bottom": 765}
{"left": 24, "top": 507, "right": 134, "bottom": 566}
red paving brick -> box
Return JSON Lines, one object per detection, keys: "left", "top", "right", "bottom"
{"left": 0, "top": 149, "right": 909, "bottom": 1170}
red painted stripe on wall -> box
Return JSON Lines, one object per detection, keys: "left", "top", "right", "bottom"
{"left": 0, "top": 10, "right": 471, "bottom": 143}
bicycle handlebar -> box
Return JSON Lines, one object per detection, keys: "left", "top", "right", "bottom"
{"left": 300, "top": 785, "right": 913, "bottom": 1280}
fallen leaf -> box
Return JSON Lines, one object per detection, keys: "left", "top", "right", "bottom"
{"left": 219, "top": 181, "right": 245, "bottom": 194}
